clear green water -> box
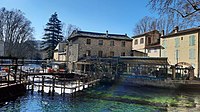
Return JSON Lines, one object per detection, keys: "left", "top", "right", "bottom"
{"left": 1, "top": 83, "right": 200, "bottom": 112}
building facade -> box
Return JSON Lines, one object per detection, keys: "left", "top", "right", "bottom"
{"left": 67, "top": 30, "right": 132, "bottom": 73}
{"left": 54, "top": 41, "right": 67, "bottom": 61}
{"left": 132, "top": 30, "right": 162, "bottom": 57}
{"left": 161, "top": 27, "right": 200, "bottom": 77}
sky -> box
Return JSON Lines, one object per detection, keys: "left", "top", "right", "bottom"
{"left": 0, "top": 0, "right": 157, "bottom": 40}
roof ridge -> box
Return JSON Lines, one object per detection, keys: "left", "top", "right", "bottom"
{"left": 162, "top": 27, "right": 200, "bottom": 38}
{"left": 77, "top": 30, "right": 128, "bottom": 37}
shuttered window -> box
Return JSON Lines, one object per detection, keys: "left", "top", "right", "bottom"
{"left": 189, "top": 35, "right": 195, "bottom": 46}
{"left": 189, "top": 48, "right": 195, "bottom": 59}
{"left": 175, "top": 38, "right": 180, "bottom": 48}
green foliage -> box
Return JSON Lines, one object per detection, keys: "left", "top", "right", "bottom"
{"left": 41, "top": 12, "right": 63, "bottom": 59}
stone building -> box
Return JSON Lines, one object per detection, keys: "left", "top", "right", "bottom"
{"left": 161, "top": 27, "right": 200, "bottom": 77}
{"left": 132, "top": 30, "right": 163, "bottom": 57}
{"left": 67, "top": 30, "right": 132, "bottom": 73}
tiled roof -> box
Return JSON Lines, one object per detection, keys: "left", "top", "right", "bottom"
{"left": 68, "top": 30, "right": 132, "bottom": 41}
{"left": 132, "top": 30, "right": 160, "bottom": 38}
{"left": 161, "top": 27, "right": 200, "bottom": 38}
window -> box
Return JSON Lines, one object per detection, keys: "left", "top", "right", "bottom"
{"left": 181, "top": 37, "right": 183, "bottom": 40}
{"left": 175, "top": 50, "right": 179, "bottom": 60}
{"left": 86, "top": 39, "right": 91, "bottom": 44}
{"left": 99, "top": 40, "right": 103, "bottom": 45}
{"left": 121, "top": 52, "right": 125, "bottom": 56}
{"left": 98, "top": 51, "right": 103, "bottom": 57}
{"left": 189, "top": 48, "right": 195, "bottom": 59}
{"left": 121, "top": 41, "right": 125, "bottom": 47}
{"left": 189, "top": 35, "right": 195, "bottom": 46}
{"left": 134, "top": 39, "right": 138, "bottom": 45}
{"left": 110, "top": 41, "right": 115, "bottom": 46}
{"left": 110, "top": 51, "right": 114, "bottom": 57}
{"left": 140, "top": 38, "right": 144, "bottom": 44}
{"left": 86, "top": 50, "right": 91, "bottom": 56}
{"left": 175, "top": 38, "right": 180, "bottom": 48}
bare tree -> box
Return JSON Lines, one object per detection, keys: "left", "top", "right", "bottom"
{"left": 133, "top": 16, "right": 156, "bottom": 35}
{"left": 133, "top": 15, "right": 192, "bottom": 35}
{"left": 66, "top": 24, "right": 81, "bottom": 38}
{"left": 148, "top": 0, "right": 200, "bottom": 18}
{"left": 0, "top": 7, "right": 35, "bottom": 58}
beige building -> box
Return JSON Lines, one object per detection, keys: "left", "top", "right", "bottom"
{"left": 132, "top": 30, "right": 162, "bottom": 57}
{"left": 67, "top": 30, "right": 132, "bottom": 73}
{"left": 161, "top": 27, "right": 200, "bottom": 77}
{"left": 54, "top": 41, "right": 67, "bottom": 61}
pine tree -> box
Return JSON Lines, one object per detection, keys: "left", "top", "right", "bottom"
{"left": 42, "top": 12, "right": 63, "bottom": 59}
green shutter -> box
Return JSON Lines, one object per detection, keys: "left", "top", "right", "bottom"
{"left": 192, "top": 35, "right": 195, "bottom": 45}
{"left": 189, "top": 48, "right": 195, "bottom": 59}
{"left": 189, "top": 35, "right": 195, "bottom": 46}
{"left": 175, "top": 38, "right": 179, "bottom": 48}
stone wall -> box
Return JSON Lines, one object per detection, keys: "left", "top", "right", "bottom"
{"left": 73, "top": 37, "right": 132, "bottom": 59}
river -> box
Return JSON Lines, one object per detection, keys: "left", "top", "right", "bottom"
{"left": 0, "top": 82, "right": 200, "bottom": 112}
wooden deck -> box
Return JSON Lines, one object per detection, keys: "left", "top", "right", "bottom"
{"left": 27, "top": 72, "right": 102, "bottom": 95}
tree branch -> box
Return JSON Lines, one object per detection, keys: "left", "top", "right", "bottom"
{"left": 186, "top": 0, "right": 199, "bottom": 10}
{"left": 169, "top": 7, "right": 200, "bottom": 18}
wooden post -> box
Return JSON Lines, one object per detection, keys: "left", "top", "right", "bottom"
{"left": 52, "top": 77, "right": 55, "bottom": 96}
{"left": 42, "top": 76, "right": 44, "bottom": 95}
{"left": 78, "top": 78, "right": 80, "bottom": 91}
{"left": 14, "top": 59, "right": 17, "bottom": 83}
{"left": 48, "top": 86, "right": 51, "bottom": 96}
{"left": 60, "top": 81, "right": 62, "bottom": 96}
{"left": 171, "top": 66, "right": 176, "bottom": 80}
{"left": 31, "top": 75, "right": 35, "bottom": 94}
{"left": 189, "top": 67, "right": 195, "bottom": 80}
{"left": 7, "top": 66, "right": 10, "bottom": 86}
{"left": 38, "top": 77, "right": 40, "bottom": 93}
{"left": 19, "top": 66, "right": 22, "bottom": 83}
{"left": 63, "top": 80, "right": 66, "bottom": 96}
{"left": 83, "top": 78, "right": 85, "bottom": 89}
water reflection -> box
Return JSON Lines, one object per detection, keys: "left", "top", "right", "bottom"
{"left": 1, "top": 83, "right": 200, "bottom": 112}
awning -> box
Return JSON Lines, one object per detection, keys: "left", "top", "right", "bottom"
{"left": 117, "top": 56, "right": 169, "bottom": 65}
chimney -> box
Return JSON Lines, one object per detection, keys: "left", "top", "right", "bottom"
{"left": 106, "top": 30, "right": 108, "bottom": 37}
{"left": 161, "top": 30, "right": 165, "bottom": 36}
{"left": 174, "top": 26, "right": 179, "bottom": 33}
{"left": 125, "top": 33, "right": 127, "bottom": 36}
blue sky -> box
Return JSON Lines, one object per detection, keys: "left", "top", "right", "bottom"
{"left": 0, "top": 0, "right": 157, "bottom": 40}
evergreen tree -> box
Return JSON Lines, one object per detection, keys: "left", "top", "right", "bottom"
{"left": 42, "top": 12, "right": 63, "bottom": 59}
